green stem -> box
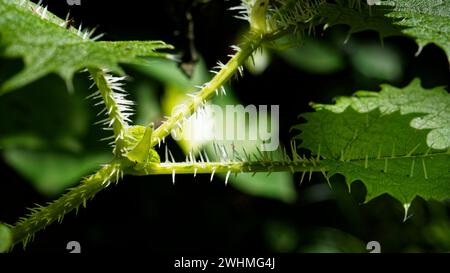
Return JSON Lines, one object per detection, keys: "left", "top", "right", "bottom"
{"left": 129, "top": 160, "right": 325, "bottom": 176}
{"left": 149, "top": 26, "right": 307, "bottom": 147}
{"left": 88, "top": 68, "right": 129, "bottom": 156}
{"left": 150, "top": 34, "right": 262, "bottom": 147}
{"left": 8, "top": 26, "right": 306, "bottom": 250}
{"left": 10, "top": 163, "right": 122, "bottom": 248}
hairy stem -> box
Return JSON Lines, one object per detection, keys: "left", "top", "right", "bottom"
{"left": 149, "top": 25, "right": 311, "bottom": 147}
{"left": 88, "top": 68, "right": 129, "bottom": 156}
{"left": 8, "top": 26, "right": 308, "bottom": 250}
{"left": 10, "top": 163, "right": 122, "bottom": 248}
{"left": 129, "top": 160, "right": 325, "bottom": 176}
{"left": 150, "top": 34, "right": 265, "bottom": 147}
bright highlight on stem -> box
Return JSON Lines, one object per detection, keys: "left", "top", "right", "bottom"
{"left": 5, "top": 0, "right": 325, "bottom": 251}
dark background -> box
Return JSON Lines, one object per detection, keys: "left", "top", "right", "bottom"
{"left": 0, "top": 0, "right": 449, "bottom": 253}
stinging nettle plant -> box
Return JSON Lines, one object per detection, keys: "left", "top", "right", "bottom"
{"left": 0, "top": 0, "right": 449, "bottom": 251}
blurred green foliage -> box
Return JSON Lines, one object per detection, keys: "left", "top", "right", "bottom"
{"left": 277, "top": 37, "right": 345, "bottom": 74}
{"left": 349, "top": 42, "right": 403, "bottom": 81}
{"left": 0, "top": 75, "right": 112, "bottom": 196}
{"left": 0, "top": 223, "right": 12, "bottom": 253}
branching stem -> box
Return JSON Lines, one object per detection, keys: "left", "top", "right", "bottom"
{"left": 8, "top": 25, "right": 311, "bottom": 250}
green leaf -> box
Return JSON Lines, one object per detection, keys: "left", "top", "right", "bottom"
{"left": 0, "top": 223, "right": 12, "bottom": 253}
{"left": 0, "top": 76, "right": 112, "bottom": 196}
{"left": 320, "top": 0, "right": 450, "bottom": 61}
{"left": 0, "top": 77, "right": 89, "bottom": 144}
{"left": 0, "top": 0, "right": 173, "bottom": 93}
{"left": 349, "top": 42, "right": 402, "bottom": 81}
{"left": 229, "top": 172, "right": 296, "bottom": 203}
{"left": 277, "top": 38, "right": 345, "bottom": 74}
{"left": 313, "top": 79, "right": 450, "bottom": 150}
{"left": 294, "top": 108, "right": 450, "bottom": 205}
{"left": 133, "top": 57, "right": 209, "bottom": 91}
{"left": 133, "top": 82, "right": 162, "bottom": 126}
{"left": 3, "top": 149, "right": 111, "bottom": 196}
